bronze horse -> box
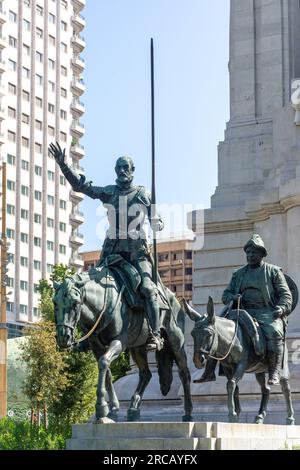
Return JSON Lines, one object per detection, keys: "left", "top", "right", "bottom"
{"left": 53, "top": 268, "right": 193, "bottom": 422}
{"left": 186, "top": 297, "right": 295, "bottom": 425}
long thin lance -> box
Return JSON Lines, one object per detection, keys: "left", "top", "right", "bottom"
{"left": 151, "top": 38, "right": 158, "bottom": 286}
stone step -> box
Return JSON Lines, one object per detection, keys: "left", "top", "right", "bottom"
{"left": 214, "top": 437, "right": 300, "bottom": 451}
{"left": 211, "top": 422, "right": 300, "bottom": 439}
{"left": 67, "top": 437, "right": 200, "bottom": 451}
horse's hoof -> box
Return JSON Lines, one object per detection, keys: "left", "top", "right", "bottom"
{"left": 107, "top": 410, "right": 119, "bottom": 422}
{"left": 127, "top": 408, "right": 140, "bottom": 422}
{"left": 228, "top": 414, "right": 239, "bottom": 423}
{"left": 286, "top": 417, "right": 295, "bottom": 426}
{"left": 254, "top": 416, "right": 264, "bottom": 425}
{"left": 96, "top": 417, "right": 115, "bottom": 424}
{"left": 96, "top": 404, "right": 109, "bottom": 420}
{"left": 182, "top": 415, "right": 194, "bottom": 422}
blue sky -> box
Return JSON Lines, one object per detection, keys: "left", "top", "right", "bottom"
{"left": 80, "top": 0, "right": 230, "bottom": 251}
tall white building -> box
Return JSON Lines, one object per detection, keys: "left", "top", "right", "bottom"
{"left": 0, "top": 0, "right": 85, "bottom": 333}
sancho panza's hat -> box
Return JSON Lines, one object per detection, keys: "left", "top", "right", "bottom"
{"left": 244, "top": 234, "right": 268, "bottom": 257}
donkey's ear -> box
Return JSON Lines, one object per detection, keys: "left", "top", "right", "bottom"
{"left": 207, "top": 296, "right": 215, "bottom": 325}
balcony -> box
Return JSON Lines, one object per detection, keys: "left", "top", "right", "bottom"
{"left": 71, "top": 120, "right": 85, "bottom": 138}
{"left": 0, "top": 107, "right": 5, "bottom": 120}
{"left": 72, "top": 0, "right": 86, "bottom": 12}
{"left": 71, "top": 35, "right": 85, "bottom": 53}
{"left": 70, "top": 232, "right": 84, "bottom": 246}
{"left": 0, "top": 82, "right": 5, "bottom": 96}
{"left": 71, "top": 54, "right": 85, "bottom": 74}
{"left": 71, "top": 98, "right": 85, "bottom": 117}
{"left": 0, "top": 8, "right": 6, "bottom": 24}
{"left": 0, "top": 58, "right": 6, "bottom": 73}
{"left": 71, "top": 143, "right": 85, "bottom": 159}
{"left": 72, "top": 14, "right": 85, "bottom": 32}
{"left": 71, "top": 78, "right": 85, "bottom": 96}
{"left": 0, "top": 34, "right": 6, "bottom": 49}
{"left": 0, "top": 131, "right": 5, "bottom": 144}
{"left": 70, "top": 256, "right": 84, "bottom": 269}
{"left": 70, "top": 189, "right": 84, "bottom": 202}
{"left": 70, "top": 210, "right": 84, "bottom": 226}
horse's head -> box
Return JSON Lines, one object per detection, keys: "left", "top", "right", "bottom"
{"left": 185, "top": 297, "right": 216, "bottom": 369}
{"left": 53, "top": 278, "right": 82, "bottom": 349}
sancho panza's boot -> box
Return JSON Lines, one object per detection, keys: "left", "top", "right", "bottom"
{"left": 268, "top": 341, "right": 284, "bottom": 386}
{"left": 193, "top": 358, "right": 217, "bottom": 383}
{"left": 145, "top": 294, "right": 164, "bottom": 352}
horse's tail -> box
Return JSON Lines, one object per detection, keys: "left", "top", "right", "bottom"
{"left": 156, "top": 338, "right": 174, "bottom": 396}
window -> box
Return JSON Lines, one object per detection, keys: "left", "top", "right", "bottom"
{"left": 61, "top": 87, "right": 67, "bottom": 98}
{"left": 20, "top": 281, "right": 28, "bottom": 291}
{"left": 59, "top": 245, "right": 66, "bottom": 255}
{"left": 61, "top": 42, "right": 67, "bottom": 53}
{"left": 35, "top": 120, "right": 42, "bottom": 131}
{"left": 7, "top": 204, "right": 15, "bottom": 215}
{"left": 8, "top": 83, "right": 16, "bottom": 95}
{"left": 49, "top": 35, "right": 55, "bottom": 46}
{"left": 7, "top": 154, "right": 16, "bottom": 165}
{"left": 60, "top": 109, "right": 67, "bottom": 120}
{"left": 49, "top": 13, "right": 55, "bottom": 24}
{"left": 34, "top": 237, "right": 41, "bottom": 247}
{"left": 48, "top": 170, "right": 55, "bottom": 181}
{"left": 61, "top": 65, "right": 67, "bottom": 76}
{"left": 36, "top": 51, "right": 43, "bottom": 63}
{"left": 60, "top": 132, "right": 67, "bottom": 142}
{"left": 34, "top": 214, "right": 41, "bottom": 224}
{"left": 34, "top": 190, "right": 42, "bottom": 201}
{"left": 8, "top": 107, "right": 16, "bottom": 119}
{"left": 60, "top": 176, "right": 66, "bottom": 186}
{"left": 22, "top": 137, "right": 29, "bottom": 148}
{"left": 7, "top": 302, "right": 14, "bottom": 313}
{"left": 23, "top": 90, "right": 30, "bottom": 101}
{"left": 47, "top": 264, "right": 54, "bottom": 274}
{"left": 35, "top": 142, "right": 42, "bottom": 153}
{"left": 185, "top": 284, "right": 193, "bottom": 292}
{"left": 20, "top": 305, "right": 28, "bottom": 315}
{"left": 9, "top": 36, "right": 17, "bottom": 48}
{"left": 9, "top": 11, "right": 17, "bottom": 23}
{"left": 8, "top": 278, "right": 14, "bottom": 288}
{"left": 23, "top": 43, "right": 30, "bottom": 55}
{"left": 7, "top": 180, "right": 16, "bottom": 191}
{"left": 22, "top": 160, "right": 29, "bottom": 170}
{"left": 185, "top": 251, "right": 193, "bottom": 260}
{"left": 60, "top": 200, "right": 66, "bottom": 210}
{"left": 36, "top": 5, "right": 43, "bottom": 16}
{"left": 48, "top": 58, "right": 55, "bottom": 69}
{"left": 59, "top": 222, "right": 66, "bottom": 232}
{"left": 47, "top": 195, "right": 54, "bottom": 205}
{"left": 33, "top": 308, "right": 41, "bottom": 317}
{"left": 22, "top": 113, "right": 30, "bottom": 124}
{"left": 47, "top": 218, "right": 54, "bottom": 228}
{"left": 185, "top": 268, "right": 193, "bottom": 276}
{"left": 8, "top": 253, "right": 15, "bottom": 264}
{"left": 23, "top": 19, "right": 30, "bottom": 31}
{"left": 48, "top": 103, "right": 55, "bottom": 113}
{"left": 36, "top": 74, "right": 43, "bottom": 86}
{"left": 48, "top": 126, "right": 55, "bottom": 136}
{"left": 48, "top": 80, "right": 55, "bottom": 92}
{"left": 47, "top": 240, "right": 54, "bottom": 251}
{"left": 21, "top": 257, "right": 28, "bottom": 267}
{"left": 8, "top": 131, "right": 16, "bottom": 142}
{"left": 35, "top": 165, "right": 42, "bottom": 176}
{"left": 34, "top": 285, "right": 39, "bottom": 294}
{"left": 36, "top": 27, "right": 43, "bottom": 38}
{"left": 21, "top": 233, "right": 28, "bottom": 243}
{"left": 34, "top": 260, "right": 41, "bottom": 270}
{"left": 21, "top": 185, "right": 29, "bottom": 196}
{"left": 8, "top": 60, "right": 17, "bottom": 72}
{"left": 61, "top": 20, "right": 67, "bottom": 31}
{"left": 36, "top": 97, "right": 42, "bottom": 108}
{"left": 21, "top": 209, "right": 29, "bottom": 219}
{"left": 22, "top": 67, "right": 30, "bottom": 78}
{"left": 7, "top": 228, "right": 15, "bottom": 239}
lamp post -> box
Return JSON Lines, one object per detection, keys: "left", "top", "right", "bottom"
{"left": 0, "top": 161, "right": 7, "bottom": 418}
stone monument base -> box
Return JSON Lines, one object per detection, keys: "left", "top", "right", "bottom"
{"left": 66, "top": 421, "right": 300, "bottom": 450}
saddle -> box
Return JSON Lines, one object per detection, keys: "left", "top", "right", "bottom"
{"left": 226, "top": 309, "right": 266, "bottom": 357}
{"left": 89, "top": 254, "right": 170, "bottom": 311}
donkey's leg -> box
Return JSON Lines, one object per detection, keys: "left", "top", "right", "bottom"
{"left": 227, "top": 361, "right": 246, "bottom": 423}
{"left": 227, "top": 379, "right": 239, "bottom": 423}
{"left": 127, "top": 346, "right": 152, "bottom": 422}
{"left": 254, "top": 372, "right": 270, "bottom": 424}
{"left": 96, "top": 340, "right": 123, "bottom": 420}
{"left": 173, "top": 347, "right": 193, "bottom": 422}
{"left": 105, "top": 368, "right": 120, "bottom": 421}
{"left": 281, "top": 378, "right": 295, "bottom": 425}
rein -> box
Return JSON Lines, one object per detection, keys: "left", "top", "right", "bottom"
{"left": 204, "top": 297, "right": 241, "bottom": 362}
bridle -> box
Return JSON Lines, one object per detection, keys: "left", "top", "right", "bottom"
{"left": 199, "top": 297, "right": 241, "bottom": 362}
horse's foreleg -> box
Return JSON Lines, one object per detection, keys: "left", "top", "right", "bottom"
{"left": 254, "top": 372, "right": 270, "bottom": 424}
{"left": 227, "top": 379, "right": 238, "bottom": 423}
{"left": 174, "top": 347, "right": 193, "bottom": 422}
{"left": 127, "top": 346, "right": 152, "bottom": 422}
{"left": 105, "top": 368, "right": 120, "bottom": 421}
{"left": 281, "top": 378, "right": 295, "bottom": 425}
{"left": 96, "top": 340, "right": 123, "bottom": 420}
{"left": 234, "top": 385, "right": 241, "bottom": 421}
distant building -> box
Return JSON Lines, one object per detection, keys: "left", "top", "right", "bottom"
{"left": 81, "top": 237, "right": 194, "bottom": 301}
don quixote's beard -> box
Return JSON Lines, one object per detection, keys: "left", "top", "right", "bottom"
{"left": 116, "top": 175, "right": 134, "bottom": 190}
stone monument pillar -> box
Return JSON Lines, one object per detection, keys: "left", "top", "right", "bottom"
{"left": 187, "top": 0, "right": 300, "bottom": 423}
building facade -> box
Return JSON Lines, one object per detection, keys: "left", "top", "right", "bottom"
{"left": 0, "top": 0, "right": 85, "bottom": 330}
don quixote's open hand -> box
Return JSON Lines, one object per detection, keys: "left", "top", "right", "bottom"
{"left": 49, "top": 142, "right": 66, "bottom": 166}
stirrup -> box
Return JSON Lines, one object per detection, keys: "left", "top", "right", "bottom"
{"left": 146, "top": 335, "right": 164, "bottom": 352}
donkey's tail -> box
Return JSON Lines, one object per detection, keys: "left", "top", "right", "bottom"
{"left": 156, "top": 337, "right": 174, "bottom": 396}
